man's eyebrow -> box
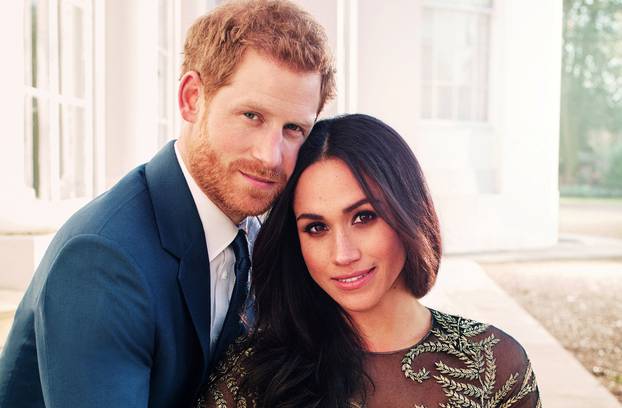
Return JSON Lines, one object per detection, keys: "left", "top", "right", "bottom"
{"left": 295, "top": 199, "right": 370, "bottom": 222}
{"left": 237, "top": 102, "right": 315, "bottom": 130}
{"left": 238, "top": 102, "right": 264, "bottom": 113}
{"left": 298, "top": 118, "right": 316, "bottom": 130}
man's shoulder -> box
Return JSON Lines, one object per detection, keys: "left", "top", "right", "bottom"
{"left": 41, "top": 165, "right": 164, "bottom": 276}
{"left": 61, "top": 165, "right": 152, "bottom": 238}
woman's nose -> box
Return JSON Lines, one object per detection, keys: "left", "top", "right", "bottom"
{"left": 333, "top": 230, "right": 361, "bottom": 266}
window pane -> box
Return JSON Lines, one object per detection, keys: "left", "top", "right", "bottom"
{"left": 436, "top": 85, "right": 453, "bottom": 119}
{"left": 25, "top": 0, "right": 50, "bottom": 89}
{"left": 420, "top": 5, "right": 490, "bottom": 122}
{"left": 457, "top": 86, "right": 472, "bottom": 121}
{"left": 476, "top": 15, "right": 490, "bottom": 89}
{"left": 159, "top": 0, "right": 169, "bottom": 49}
{"left": 59, "top": 105, "right": 87, "bottom": 199}
{"left": 421, "top": 85, "right": 434, "bottom": 119}
{"left": 434, "top": 10, "right": 456, "bottom": 83}
{"left": 474, "top": 90, "right": 488, "bottom": 122}
{"left": 25, "top": 96, "right": 50, "bottom": 198}
{"left": 59, "top": 1, "right": 85, "bottom": 97}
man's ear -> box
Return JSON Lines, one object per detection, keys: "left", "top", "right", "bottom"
{"left": 178, "top": 71, "right": 202, "bottom": 123}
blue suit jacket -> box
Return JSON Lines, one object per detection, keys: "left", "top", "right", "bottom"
{"left": 0, "top": 142, "right": 245, "bottom": 407}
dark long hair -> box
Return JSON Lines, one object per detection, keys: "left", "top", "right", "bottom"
{"left": 241, "top": 114, "right": 442, "bottom": 407}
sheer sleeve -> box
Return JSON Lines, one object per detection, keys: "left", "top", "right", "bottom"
{"left": 490, "top": 328, "right": 541, "bottom": 408}
{"left": 195, "top": 338, "right": 256, "bottom": 408}
{"left": 363, "top": 310, "right": 541, "bottom": 407}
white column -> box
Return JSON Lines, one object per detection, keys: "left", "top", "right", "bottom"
{"left": 105, "top": 0, "right": 159, "bottom": 188}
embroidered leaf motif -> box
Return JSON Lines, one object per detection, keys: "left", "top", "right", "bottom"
{"left": 400, "top": 310, "right": 540, "bottom": 408}
{"left": 435, "top": 361, "right": 479, "bottom": 380}
{"left": 434, "top": 376, "right": 484, "bottom": 398}
{"left": 204, "top": 310, "right": 541, "bottom": 408}
{"left": 404, "top": 367, "right": 431, "bottom": 383}
{"left": 487, "top": 373, "right": 518, "bottom": 407}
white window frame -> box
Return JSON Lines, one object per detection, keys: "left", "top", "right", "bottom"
{"left": 419, "top": 0, "right": 493, "bottom": 125}
{"left": 23, "top": 0, "right": 95, "bottom": 201}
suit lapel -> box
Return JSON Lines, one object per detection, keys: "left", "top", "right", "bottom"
{"left": 177, "top": 241, "right": 212, "bottom": 382}
{"left": 145, "top": 141, "right": 212, "bottom": 381}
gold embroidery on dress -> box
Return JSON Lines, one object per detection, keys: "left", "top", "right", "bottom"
{"left": 400, "top": 310, "right": 539, "bottom": 408}
{"left": 200, "top": 311, "right": 540, "bottom": 407}
{"left": 202, "top": 337, "right": 257, "bottom": 408}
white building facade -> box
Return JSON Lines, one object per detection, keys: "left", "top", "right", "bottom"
{"left": 0, "top": 0, "right": 562, "bottom": 290}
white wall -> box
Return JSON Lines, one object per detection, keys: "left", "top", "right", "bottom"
{"left": 330, "top": 0, "right": 562, "bottom": 252}
{"left": 105, "top": 0, "right": 208, "bottom": 188}
{"left": 0, "top": 0, "right": 563, "bottom": 273}
{"left": 105, "top": 0, "right": 159, "bottom": 187}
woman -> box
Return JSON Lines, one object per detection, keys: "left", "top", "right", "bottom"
{"left": 196, "top": 114, "right": 541, "bottom": 407}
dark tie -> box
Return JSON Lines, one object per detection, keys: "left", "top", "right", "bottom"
{"left": 210, "top": 229, "right": 251, "bottom": 365}
{"left": 230, "top": 229, "right": 251, "bottom": 309}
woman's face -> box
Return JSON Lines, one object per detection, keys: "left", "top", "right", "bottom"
{"left": 293, "top": 158, "right": 408, "bottom": 317}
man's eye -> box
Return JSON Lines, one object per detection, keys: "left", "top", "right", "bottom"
{"left": 244, "top": 112, "right": 258, "bottom": 120}
{"left": 284, "top": 123, "right": 304, "bottom": 134}
{"left": 303, "top": 222, "right": 327, "bottom": 234}
{"left": 353, "top": 211, "right": 377, "bottom": 225}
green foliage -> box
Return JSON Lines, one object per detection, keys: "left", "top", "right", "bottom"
{"left": 604, "top": 142, "right": 622, "bottom": 187}
{"left": 560, "top": 0, "right": 622, "bottom": 194}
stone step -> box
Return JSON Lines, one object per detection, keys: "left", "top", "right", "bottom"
{"left": 0, "top": 290, "right": 23, "bottom": 350}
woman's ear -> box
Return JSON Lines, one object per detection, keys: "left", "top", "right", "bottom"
{"left": 178, "top": 71, "right": 202, "bottom": 123}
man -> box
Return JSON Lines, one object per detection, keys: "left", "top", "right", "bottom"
{"left": 0, "top": 1, "right": 335, "bottom": 406}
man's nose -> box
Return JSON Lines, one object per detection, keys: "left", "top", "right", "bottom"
{"left": 333, "top": 230, "right": 361, "bottom": 266}
{"left": 251, "top": 126, "right": 283, "bottom": 169}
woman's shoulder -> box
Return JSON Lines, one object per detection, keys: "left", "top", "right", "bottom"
{"left": 425, "top": 308, "right": 534, "bottom": 369}
{"left": 195, "top": 336, "right": 256, "bottom": 408}
{"left": 428, "top": 309, "right": 525, "bottom": 345}
{"left": 408, "top": 309, "right": 541, "bottom": 406}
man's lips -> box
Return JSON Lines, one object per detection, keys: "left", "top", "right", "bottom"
{"left": 240, "top": 170, "right": 278, "bottom": 186}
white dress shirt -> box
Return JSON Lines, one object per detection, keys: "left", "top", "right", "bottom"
{"left": 174, "top": 141, "right": 242, "bottom": 349}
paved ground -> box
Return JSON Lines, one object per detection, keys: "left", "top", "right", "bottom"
{"left": 485, "top": 260, "right": 622, "bottom": 403}
{"left": 480, "top": 197, "right": 622, "bottom": 405}
{"left": 559, "top": 198, "right": 622, "bottom": 240}
{"left": 423, "top": 258, "right": 621, "bottom": 408}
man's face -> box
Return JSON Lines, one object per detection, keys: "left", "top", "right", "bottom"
{"left": 186, "top": 49, "right": 322, "bottom": 223}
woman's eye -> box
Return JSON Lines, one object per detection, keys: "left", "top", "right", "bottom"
{"left": 244, "top": 112, "right": 259, "bottom": 120}
{"left": 303, "top": 222, "right": 327, "bottom": 234}
{"left": 353, "top": 211, "right": 377, "bottom": 225}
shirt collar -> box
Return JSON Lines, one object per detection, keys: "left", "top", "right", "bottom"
{"left": 174, "top": 141, "right": 241, "bottom": 262}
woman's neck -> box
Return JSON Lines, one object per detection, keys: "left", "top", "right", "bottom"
{"left": 349, "top": 293, "right": 432, "bottom": 353}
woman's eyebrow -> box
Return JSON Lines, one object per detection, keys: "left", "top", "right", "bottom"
{"left": 295, "top": 213, "right": 323, "bottom": 221}
{"left": 343, "top": 198, "right": 369, "bottom": 214}
{"left": 295, "top": 198, "right": 370, "bottom": 221}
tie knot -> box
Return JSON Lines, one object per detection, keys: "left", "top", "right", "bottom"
{"left": 231, "top": 229, "right": 250, "bottom": 277}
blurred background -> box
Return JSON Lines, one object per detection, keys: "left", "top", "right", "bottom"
{"left": 0, "top": 0, "right": 620, "bottom": 406}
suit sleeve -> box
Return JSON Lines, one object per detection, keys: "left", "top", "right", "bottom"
{"left": 34, "top": 234, "right": 156, "bottom": 407}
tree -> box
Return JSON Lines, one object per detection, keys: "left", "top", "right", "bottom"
{"left": 560, "top": 0, "right": 622, "bottom": 190}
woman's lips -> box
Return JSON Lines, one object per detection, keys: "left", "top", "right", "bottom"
{"left": 332, "top": 267, "right": 375, "bottom": 290}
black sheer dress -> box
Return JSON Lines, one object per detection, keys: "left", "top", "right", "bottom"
{"left": 196, "top": 309, "right": 541, "bottom": 408}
